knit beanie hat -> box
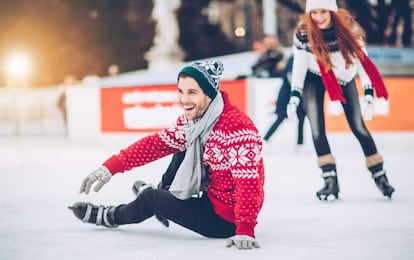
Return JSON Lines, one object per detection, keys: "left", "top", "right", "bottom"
{"left": 306, "top": 0, "right": 338, "bottom": 12}
{"left": 178, "top": 60, "right": 224, "bottom": 100}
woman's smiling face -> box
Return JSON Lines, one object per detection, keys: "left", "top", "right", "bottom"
{"left": 310, "top": 9, "right": 332, "bottom": 29}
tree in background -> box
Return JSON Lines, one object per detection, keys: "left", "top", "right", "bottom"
{"left": 384, "top": 0, "right": 412, "bottom": 46}
{"left": 0, "top": 0, "right": 411, "bottom": 87}
{"left": 178, "top": 0, "right": 237, "bottom": 61}
{"left": 0, "top": 0, "right": 153, "bottom": 87}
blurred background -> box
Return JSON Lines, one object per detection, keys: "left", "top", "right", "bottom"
{"left": 0, "top": 0, "right": 413, "bottom": 138}
{"left": 0, "top": 0, "right": 412, "bottom": 87}
{"left": 1, "top": 3, "right": 413, "bottom": 259}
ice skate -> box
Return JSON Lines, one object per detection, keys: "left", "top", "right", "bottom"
{"left": 132, "top": 180, "right": 155, "bottom": 196}
{"left": 372, "top": 171, "right": 395, "bottom": 198}
{"left": 132, "top": 180, "right": 170, "bottom": 227}
{"left": 68, "top": 202, "right": 118, "bottom": 228}
{"left": 316, "top": 171, "right": 339, "bottom": 201}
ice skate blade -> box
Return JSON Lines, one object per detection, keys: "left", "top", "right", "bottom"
{"left": 156, "top": 215, "right": 170, "bottom": 227}
{"left": 316, "top": 193, "right": 339, "bottom": 201}
{"left": 383, "top": 187, "right": 395, "bottom": 199}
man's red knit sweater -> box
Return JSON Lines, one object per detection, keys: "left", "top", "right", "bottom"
{"left": 103, "top": 91, "right": 265, "bottom": 238}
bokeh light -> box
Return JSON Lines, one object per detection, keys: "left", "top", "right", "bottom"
{"left": 234, "top": 27, "right": 246, "bottom": 37}
{"left": 3, "top": 51, "right": 33, "bottom": 80}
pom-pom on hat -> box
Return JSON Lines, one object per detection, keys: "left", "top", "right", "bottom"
{"left": 178, "top": 60, "right": 224, "bottom": 100}
{"left": 306, "top": 0, "right": 338, "bottom": 12}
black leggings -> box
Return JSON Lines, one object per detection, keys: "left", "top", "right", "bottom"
{"left": 302, "top": 73, "right": 378, "bottom": 157}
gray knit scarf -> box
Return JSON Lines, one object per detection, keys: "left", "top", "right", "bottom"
{"left": 169, "top": 92, "right": 224, "bottom": 200}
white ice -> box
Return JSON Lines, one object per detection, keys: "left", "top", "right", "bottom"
{"left": 1, "top": 127, "right": 413, "bottom": 260}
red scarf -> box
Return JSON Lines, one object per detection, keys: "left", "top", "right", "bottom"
{"left": 317, "top": 53, "right": 388, "bottom": 104}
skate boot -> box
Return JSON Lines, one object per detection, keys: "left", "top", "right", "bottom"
{"left": 132, "top": 180, "right": 169, "bottom": 227}
{"left": 316, "top": 171, "right": 340, "bottom": 200}
{"left": 316, "top": 155, "right": 339, "bottom": 200}
{"left": 132, "top": 180, "right": 156, "bottom": 196}
{"left": 372, "top": 170, "right": 395, "bottom": 198}
{"left": 366, "top": 154, "right": 395, "bottom": 198}
{"left": 68, "top": 202, "right": 118, "bottom": 228}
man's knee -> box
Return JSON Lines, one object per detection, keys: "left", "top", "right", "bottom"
{"left": 138, "top": 188, "right": 174, "bottom": 211}
{"left": 139, "top": 187, "right": 162, "bottom": 203}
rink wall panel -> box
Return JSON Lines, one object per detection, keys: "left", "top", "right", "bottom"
{"left": 67, "top": 77, "right": 414, "bottom": 141}
{"left": 0, "top": 77, "right": 413, "bottom": 138}
{"left": 99, "top": 80, "right": 247, "bottom": 133}
{"left": 324, "top": 78, "right": 414, "bottom": 132}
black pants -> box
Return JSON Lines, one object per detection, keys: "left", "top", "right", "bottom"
{"left": 263, "top": 109, "right": 306, "bottom": 145}
{"left": 113, "top": 152, "right": 236, "bottom": 238}
{"left": 263, "top": 76, "right": 306, "bottom": 145}
{"left": 302, "top": 73, "right": 378, "bottom": 157}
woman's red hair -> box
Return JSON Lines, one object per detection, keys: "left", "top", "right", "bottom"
{"left": 296, "top": 9, "right": 367, "bottom": 71}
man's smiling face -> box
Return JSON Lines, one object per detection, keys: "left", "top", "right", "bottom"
{"left": 177, "top": 76, "right": 212, "bottom": 121}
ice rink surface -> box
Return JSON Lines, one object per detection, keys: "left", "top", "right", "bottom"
{"left": 1, "top": 130, "right": 413, "bottom": 260}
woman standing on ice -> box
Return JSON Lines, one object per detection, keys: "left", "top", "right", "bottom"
{"left": 286, "top": 0, "right": 395, "bottom": 200}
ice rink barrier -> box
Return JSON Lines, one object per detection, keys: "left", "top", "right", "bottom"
{"left": 64, "top": 77, "right": 414, "bottom": 141}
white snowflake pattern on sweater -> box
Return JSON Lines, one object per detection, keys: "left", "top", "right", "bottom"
{"left": 103, "top": 91, "right": 265, "bottom": 238}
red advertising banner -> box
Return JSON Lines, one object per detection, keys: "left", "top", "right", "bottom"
{"left": 325, "top": 78, "right": 414, "bottom": 132}
{"left": 101, "top": 79, "right": 247, "bottom": 133}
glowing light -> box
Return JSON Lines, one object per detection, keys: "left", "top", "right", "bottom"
{"left": 234, "top": 27, "right": 246, "bottom": 37}
{"left": 4, "top": 52, "right": 32, "bottom": 79}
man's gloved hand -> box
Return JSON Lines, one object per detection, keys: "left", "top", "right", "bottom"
{"left": 287, "top": 96, "right": 300, "bottom": 120}
{"left": 226, "top": 235, "right": 260, "bottom": 249}
{"left": 79, "top": 166, "right": 112, "bottom": 194}
{"left": 362, "top": 94, "right": 374, "bottom": 121}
